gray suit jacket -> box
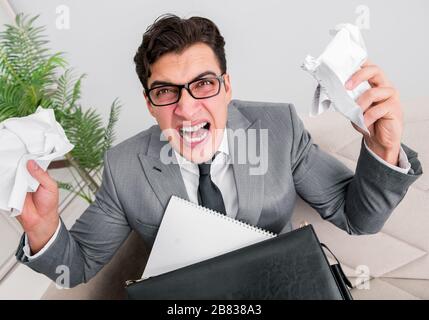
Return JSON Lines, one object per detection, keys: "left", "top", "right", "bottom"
{"left": 16, "top": 100, "right": 422, "bottom": 287}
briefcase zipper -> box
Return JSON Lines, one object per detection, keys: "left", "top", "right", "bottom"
{"left": 126, "top": 276, "right": 151, "bottom": 286}
{"left": 126, "top": 278, "right": 142, "bottom": 286}
{"left": 299, "top": 221, "right": 309, "bottom": 228}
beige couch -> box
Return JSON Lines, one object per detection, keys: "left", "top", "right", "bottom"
{"left": 295, "top": 97, "right": 428, "bottom": 299}
{"left": 43, "top": 98, "right": 428, "bottom": 300}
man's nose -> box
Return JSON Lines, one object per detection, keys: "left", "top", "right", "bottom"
{"left": 174, "top": 88, "right": 201, "bottom": 119}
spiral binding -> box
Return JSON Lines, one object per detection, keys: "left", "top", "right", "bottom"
{"left": 171, "top": 196, "right": 276, "bottom": 238}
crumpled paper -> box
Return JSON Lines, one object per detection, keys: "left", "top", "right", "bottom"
{"left": 302, "top": 23, "right": 371, "bottom": 134}
{"left": 0, "top": 107, "right": 74, "bottom": 217}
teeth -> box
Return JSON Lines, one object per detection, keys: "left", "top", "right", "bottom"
{"left": 182, "top": 130, "right": 208, "bottom": 143}
{"left": 180, "top": 122, "right": 207, "bottom": 133}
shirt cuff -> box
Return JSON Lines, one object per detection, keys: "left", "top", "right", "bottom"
{"left": 364, "top": 140, "right": 411, "bottom": 175}
{"left": 23, "top": 219, "right": 61, "bottom": 261}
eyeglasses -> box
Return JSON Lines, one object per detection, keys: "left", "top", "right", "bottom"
{"left": 146, "top": 74, "right": 225, "bottom": 107}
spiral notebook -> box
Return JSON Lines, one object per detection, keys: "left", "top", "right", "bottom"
{"left": 142, "top": 196, "right": 276, "bottom": 279}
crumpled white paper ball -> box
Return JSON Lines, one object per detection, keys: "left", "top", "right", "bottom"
{"left": 0, "top": 107, "right": 74, "bottom": 217}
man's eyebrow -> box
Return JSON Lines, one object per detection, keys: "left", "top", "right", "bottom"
{"left": 149, "top": 71, "right": 217, "bottom": 89}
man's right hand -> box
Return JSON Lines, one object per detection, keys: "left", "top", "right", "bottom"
{"left": 15, "top": 160, "right": 60, "bottom": 255}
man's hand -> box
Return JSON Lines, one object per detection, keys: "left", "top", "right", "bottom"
{"left": 15, "top": 160, "right": 60, "bottom": 255}
{"left": 346, "top": 60, "right": 403, "bottom": 166}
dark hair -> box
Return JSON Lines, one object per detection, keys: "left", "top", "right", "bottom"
{"left": 133, "top": 14, "right": 227, "bottom": 91}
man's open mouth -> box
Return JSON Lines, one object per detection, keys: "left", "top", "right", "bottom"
{"left": 178, "top": 121, "right": 211, "bottom": 145}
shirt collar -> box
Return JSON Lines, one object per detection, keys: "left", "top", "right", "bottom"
{"left": 217, "top": 128, "right": 229, "bottom": 156}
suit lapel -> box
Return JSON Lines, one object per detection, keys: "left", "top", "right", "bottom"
{"left": 227, "top": 103, "right": 265, "bottom": 226}
{"left": 138, "top": 129, "right": 189, "bottom": 210}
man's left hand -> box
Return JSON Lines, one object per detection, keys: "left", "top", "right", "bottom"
{"left": 346, "top": 60, "right": 403, "bottom": 166}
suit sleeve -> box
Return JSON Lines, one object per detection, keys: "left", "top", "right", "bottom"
{"left": 288, "top": 104, "right": 423, "bottom": 235}
{"left": 15, "top": 151, "right": 131, "bottom": 288}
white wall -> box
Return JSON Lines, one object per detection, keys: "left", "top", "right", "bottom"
{"left": 7, "top": 0, "right": 429, "bottom": 144}
{"left": 0, "top": 0, "right": 14, "bottom": 29}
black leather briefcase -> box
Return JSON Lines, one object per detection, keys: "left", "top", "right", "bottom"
{"left": 125, "top": 224, "right": 353, "bottom": 300}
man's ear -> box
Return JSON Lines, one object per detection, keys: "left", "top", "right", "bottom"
{"left": 144, "top": 90, "right": 156, "bottom": 117}
{"left": 223, "top": 73, "right": 232, "bottom": 103}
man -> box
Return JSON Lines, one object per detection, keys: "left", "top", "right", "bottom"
{"left": 15, "top": 14, "right": 422, "bottom": 288}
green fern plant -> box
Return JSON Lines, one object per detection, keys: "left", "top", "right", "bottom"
{"left": 0, "top": 14, "right": 121, "bottom": 203}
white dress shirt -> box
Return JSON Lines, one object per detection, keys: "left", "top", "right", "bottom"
{"left": 173, "top": 130, "right": 239, "bottom": 218}
{"left": 24, "top": 130, "right": 411, "bottom": 259}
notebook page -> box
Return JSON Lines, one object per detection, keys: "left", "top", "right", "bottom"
{"left": 142, "top": 196, "right": 275, "bottom": 279}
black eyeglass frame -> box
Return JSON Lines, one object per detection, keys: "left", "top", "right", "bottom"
{"left": 146, "top": 73, "right": 226, "bottom": 107}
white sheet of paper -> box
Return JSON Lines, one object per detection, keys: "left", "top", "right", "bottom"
{"left": 142, "top": 196, "right": 276, "bottom": 279}
{"left": 0, "top": 107, "right": 74, "bottom": 216}
{"left": 302, "top": 23, "right": 371, "bottom": 134}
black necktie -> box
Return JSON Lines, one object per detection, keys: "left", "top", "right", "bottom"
{"left": 198, "top": 157, "right": 227, "bottom": 215}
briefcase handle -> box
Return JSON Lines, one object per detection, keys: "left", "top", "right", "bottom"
{"left": 299, "top": 221, "right": 353, "bottom": 299}
{"left": 299, "top": 221, "right": 352, "bottom": 288}
{"left": 320, "top": 243, "right": 353, "bottom": 289}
